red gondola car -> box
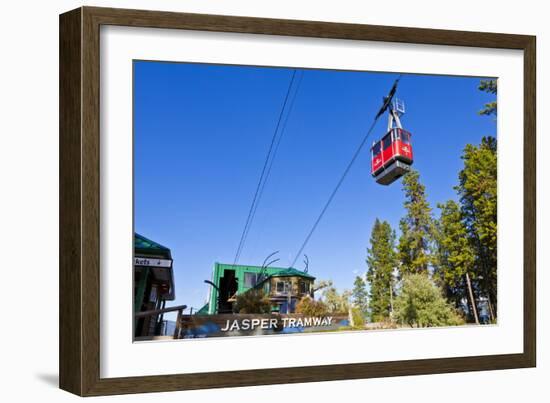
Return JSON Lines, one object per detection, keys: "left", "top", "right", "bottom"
{"left": 370, "top": 97, "right": 414, "bottom": 185}
{"left": 371, "top": 128, "right": 413, "bottom": 185}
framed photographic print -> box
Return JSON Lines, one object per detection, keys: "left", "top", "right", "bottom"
{"left": 59, "top": 6, "right": 536, "bottom": 396}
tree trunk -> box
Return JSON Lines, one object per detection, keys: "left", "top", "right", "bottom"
{"left": 389, "top": 282, "right": 394, "bottom": 320}
{"left": 487, "top": 295, "right": 495, "bottom": 322}
{"left": 465, "top": 272, "right": 479, "bottom": 324}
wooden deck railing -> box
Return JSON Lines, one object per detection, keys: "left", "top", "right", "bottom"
{"left": 135, "top": 304, "right": 187, "bottom": 338}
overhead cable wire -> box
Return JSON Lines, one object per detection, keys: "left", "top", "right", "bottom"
{"left": 289, "top": 76, "right": 401, "bottom": 268}
{"left": 233, "top": 69, "right": 298, "bottom": 265}
{"left": 246, "top": 70, "right": 305, "bottom": 258}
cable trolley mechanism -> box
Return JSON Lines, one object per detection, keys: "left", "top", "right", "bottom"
{"left": 370, "top": 82, "right": 414, "bottom": 185}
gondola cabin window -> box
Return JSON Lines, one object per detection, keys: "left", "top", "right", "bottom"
{"left": 382, "top": 133, "right": 392, "bottom": 149}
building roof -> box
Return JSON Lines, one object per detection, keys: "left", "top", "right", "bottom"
{"left": 253, "top": 267, "right": 315, "bottom": 289}
{"left": 267, "top": 267, "right": 315, "bottom": 279}
{"left": 214, "top": 262, "right": 313, "bottom": 277}
{"left": 134, "top": 233, "right": 172, "bottom": 258}
{"left": 213, "top": 263, "right": 315, "bottom": 282}
{"left": 196, "top": 302, "right": 209, "bottom": 315}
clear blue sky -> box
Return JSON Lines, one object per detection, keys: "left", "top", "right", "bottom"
{"left": 134, "top": 60, "right": 496, "bottom": 313}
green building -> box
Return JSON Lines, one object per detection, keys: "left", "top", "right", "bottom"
{"left": 197, "top": 263, "right": 315, "bottom": 315}
{"left": 134, "top": 233, "right": 176, "bottom": 337}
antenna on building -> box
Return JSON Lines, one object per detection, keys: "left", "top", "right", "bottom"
{"left": 257, "top": 251, "right": 280, "bottom": 284}
{"left": 303, "top": 254, "right": 309, "bottom": 273}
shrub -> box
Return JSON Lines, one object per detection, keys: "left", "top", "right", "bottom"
{"left": 296, "top": 295, "right": 329, "bottom": 317}
{"left": 350, "top": 306, "right": 366, "bottom": 328}
{"left": 394, "top": 274, "right": 465, "bottom": 327}
{"left": 233, "top": 289, "right": 271, "bottom": 314}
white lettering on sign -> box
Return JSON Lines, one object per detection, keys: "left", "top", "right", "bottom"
{"left": 134, "top": 257, "right": 172, "bottom": 267}
{"left": 220, "top": 316, "right": 334, "bottom": 332}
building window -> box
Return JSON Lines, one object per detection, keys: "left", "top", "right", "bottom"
{"left": 149, "top": 285, "right": 158, "bottom": 303}
{"left": 244, "top": 272, "right": 258, "bottom": 288}
{"left": 300, "top": 281, "right": 310, "bottom": 294}
{"left": 276, "top": 281, "right": 284, "bottom": 293}
{"left": 276, "top": 281, "right": 290, "bottom": 294}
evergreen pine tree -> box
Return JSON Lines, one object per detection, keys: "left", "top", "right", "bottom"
{"left": 351, "top": 275, "right": 368, "bottom": 318}
{"left": 478, "top": 79, "right": 497, "bottom": 117}
{"left": 398, "top": 169, "right": 434, "bottom": 276}
{"left": 456, "top": 136, "right": 497, "bottom": 320}
{"left": 366, "top": 219, "right": 397, "bottom": 322}
{"left": 434, "top": 200, "right": 479, "bottom": 323}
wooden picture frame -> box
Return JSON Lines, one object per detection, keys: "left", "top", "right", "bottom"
{"left": 59, "top": 6, "right": 536, "bottom": 396}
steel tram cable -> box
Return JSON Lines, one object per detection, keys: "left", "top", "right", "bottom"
{"left": 245, "top": 70, "right": 305, "bottom": 259}
{"left": 233, "top": 69, "right": 298, "bottom": 265}
{"left": 289, "top": 76, "right": 401, "bottom": 268}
